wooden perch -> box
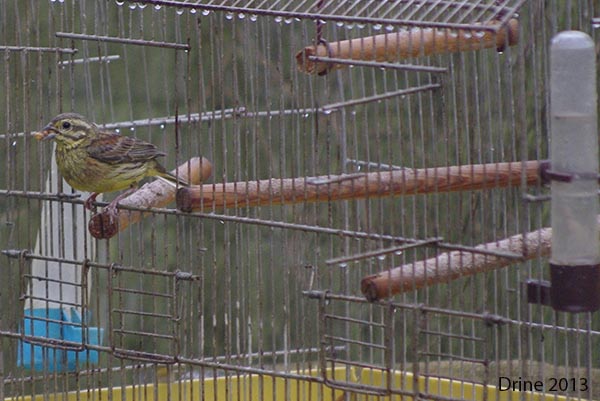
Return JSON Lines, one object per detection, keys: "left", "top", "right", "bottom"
{"left": 88, "top": 157, "right": 212, "bottom": 239}
{"left": 296, "top": 19, "right": 519, "bottom": 75}
{"left": 360, "top": 220, "right": 560, "bottom": 302}
{"left": 177, "top": 160, "right": 542, "bottom": 212}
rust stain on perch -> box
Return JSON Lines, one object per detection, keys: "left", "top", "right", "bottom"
{"left": 176, "top": 160, "right": 542, "bottom": 212}
{"left": 296, "top": 19, "right": 519, "bottom": 75}
{"left": 89, "top": 157, "right": 212, "bottom": 239}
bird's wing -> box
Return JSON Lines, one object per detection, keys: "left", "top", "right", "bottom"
{"left": 87, "top": 132, "right": 166, "bottom": 164}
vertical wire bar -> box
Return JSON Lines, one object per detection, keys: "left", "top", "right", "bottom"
{"left": 207, "top": 10, "right": 219, "bottom": 390}
{"left": 471, "top": 34, "right": 485, "bottom": 382}
{"left": 173, "top": 8, "right": 182, "bottom": 361}
{"left": 241, "top": 10, "right": 252, "bottom": 377}
{"left": 181, "top": 7, "right": 192, "bottom": 378}
{"left": 17, "top": 0, "right": 37, "bottom": 158}
{"left": 280, "top": 17, "right": 292, "bottom": 392}
{"left": 514, "top": 0, "right": 531, "bottom": 385}
{"left": 244, "top": 10, "right": 258, "bottom": 388}
{"left": 238, "top": 10, "right": 247, "bottom": 380}
{"left": 330, "top": 21, "right": 354, "bottom": 387}
{"left": 173, "top": 11, "right": 186, "bottom": 363}
{"left": 531, "top": 4, "right": 549, "bottom": 380}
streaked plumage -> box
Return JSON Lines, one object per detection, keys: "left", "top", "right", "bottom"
{"left": 34, "top": 112, "right": 187, "bottom": 212}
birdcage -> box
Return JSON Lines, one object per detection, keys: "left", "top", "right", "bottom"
{"left": 1, "top": 0, "right": 599, "bottom": 400}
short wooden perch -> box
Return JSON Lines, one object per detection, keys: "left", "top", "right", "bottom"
{"left": 296, "top": 19, "right": 519, "bottom": 75}
{"left": 89, "top": 157, "right": 212, "bottom": 239}
{"left": 360, "top": 219, "right": 561, "bottom": 302}
{"left": 176, "top": 160, "right": 542, "bottom": 212}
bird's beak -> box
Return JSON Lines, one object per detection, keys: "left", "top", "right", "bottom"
{"left": 33, "top": 126, "right": 57, "bottom": 141}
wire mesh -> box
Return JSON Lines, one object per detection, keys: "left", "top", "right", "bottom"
{"left": 0, "top": 0, "right": 599, "bottom": 400}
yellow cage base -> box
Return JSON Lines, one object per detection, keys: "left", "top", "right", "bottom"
{"left": 7, "top": 367, "right": 574, "bottom": 401}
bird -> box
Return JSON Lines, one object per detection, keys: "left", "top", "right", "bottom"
{"left": 34, "top": 112, "right": 188, "bottom": 215}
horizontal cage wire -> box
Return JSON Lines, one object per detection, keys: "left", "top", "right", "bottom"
{"left": 134, "top": 0, "right": 525, "bottom": 29}
{"left": 0, "top": 1, "right": 599, "bottom": 401}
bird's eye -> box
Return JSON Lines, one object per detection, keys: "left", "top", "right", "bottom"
{"left": 62, "top": 121, "right": 71, "bottom": 129}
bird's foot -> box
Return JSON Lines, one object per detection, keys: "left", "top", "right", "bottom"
{"left": 84, "top": 193, "right": 99, "bottom": 211}
{"left": 104, "top": 202, "right": 120, "bottom": 221}
{"left": 103, "top": 187, "right": 137, "bottom": 217}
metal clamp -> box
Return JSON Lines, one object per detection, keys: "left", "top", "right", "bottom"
{"left": 539, "top": 160, "right": 600, "bottom": 185}
{"left": 525, "top": 263, "right": 600, "bottom": 312}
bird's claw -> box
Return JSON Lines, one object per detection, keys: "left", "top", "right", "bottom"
{"left": 84, "top": 193, "right": 100, "bottom": 212}
{"left": 105, "top": 203, "right": 119, "bottom": 218}
{"left": 84, "top": 198, "right": 97, "bottom": 212}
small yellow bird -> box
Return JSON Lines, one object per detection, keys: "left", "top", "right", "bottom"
{"left": 34, "top": 112, "right": 187, "bottom": 214}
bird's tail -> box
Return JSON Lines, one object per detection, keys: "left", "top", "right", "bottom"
{"left": 157, "top": 171, "right": 190, "bottom": 187}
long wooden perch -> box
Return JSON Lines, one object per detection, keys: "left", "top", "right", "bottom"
{"left": 176, "top": 160, "right": 542, "bottom": 212}
{"left": 89, "top": 157, "right": 212, "bottom": 239}
{"left": 360, "top": 219, "right": 561, "bottom": 302}
{"left": 296, "top": 19, "right": 519, "bottom": 75}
